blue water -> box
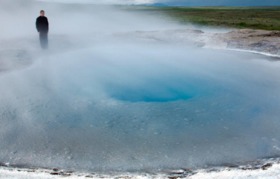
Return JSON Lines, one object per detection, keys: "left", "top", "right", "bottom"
{"left": 0, "top": 42, "right": 280, "bottom": 172}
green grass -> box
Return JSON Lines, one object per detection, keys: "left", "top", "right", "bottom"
{"left": 132, "top": 6, "right": 280, "bottom": 31}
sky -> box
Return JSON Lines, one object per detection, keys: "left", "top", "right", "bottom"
{"left": 37, "top": 0, "right": 156, "bottom": 5}
{"left": 162, "top": 0, "right": 280, "bottom": 6}
{"left": 38, "top": 0, "right": 280, "bottom": 6}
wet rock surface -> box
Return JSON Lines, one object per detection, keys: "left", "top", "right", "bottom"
{"left": 0, "top": 158, "right": 279, "bottom": 178}
{"left": 115, "top": 28, "right": 280, "bottom": 57}
{"left": 211, "top": 29, "right": 280, "bottom": 56}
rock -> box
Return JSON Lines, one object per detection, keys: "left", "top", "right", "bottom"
{"left": 214, "top": 29, "right": 280, "bottom": 56}
{"left": 168, "top": 176, "right": 179, "bottom": 179}
{"left": 52, "top": 168, "right": 59, "bottom": 172}
{"left": 0, "top": 162, "right": 7, "bottom": 167}
{"left": 50, "top": 172, "right": 60, "bottom": 175}
{"left": 261, "top": 163, "right": 273, "bottom": 170}
{"left": 170, "top": 169, "right": 185, "bottom": 174}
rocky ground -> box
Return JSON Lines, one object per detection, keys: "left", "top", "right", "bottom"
{"left": 210, "top": 29, "right": 280, "bottom": 56}
{"left": 115, "top": 28, "right": 280, "bottom": 58}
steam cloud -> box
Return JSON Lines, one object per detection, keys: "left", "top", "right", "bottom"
{"left": 0, "top": 0, "right": 280, "bottom": 172}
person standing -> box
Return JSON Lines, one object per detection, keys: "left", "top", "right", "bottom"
{"left": 36, "top": 10, "right": 49, "bottom": 49}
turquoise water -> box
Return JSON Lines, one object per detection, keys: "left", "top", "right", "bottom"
{"left": 1, "top": 0, "right": 280, "bottom": 173}
{"left": 0, "top": 43, "right": 280, "bottom": 172}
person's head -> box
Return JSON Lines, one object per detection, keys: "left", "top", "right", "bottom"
{"left": 40, "top": 10, "right": 45, "bottom": 16}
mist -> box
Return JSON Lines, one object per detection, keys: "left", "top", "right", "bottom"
{"left": 1, "top": 0, "right": 280, "bottom": 173}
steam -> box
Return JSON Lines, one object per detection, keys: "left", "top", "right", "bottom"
{"left": 37, "top": 0, "right": 156, "bottom": 5}
{"left": 0, "top": 0, "right": 280, "bottom": 172}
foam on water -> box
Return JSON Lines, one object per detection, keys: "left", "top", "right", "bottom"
{"left": 1, "top": 158, "right": 280, "bottom": 178}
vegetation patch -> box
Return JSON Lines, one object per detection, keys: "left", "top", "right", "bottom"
{"left": 131, "top": 6, "right": 280, "bottom": 30}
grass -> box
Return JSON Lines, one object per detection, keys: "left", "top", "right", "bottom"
{"left": 131, "top": 6, "right": 280, "bottom": 31}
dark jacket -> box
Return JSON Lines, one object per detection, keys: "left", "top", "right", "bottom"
{"left": 36, "top": 16, "right": 49, "bottom": 33}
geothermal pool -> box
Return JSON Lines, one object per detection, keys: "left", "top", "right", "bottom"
{"left": 0, "top": 1, "right": 280, "bottom": 176}
{"left": 1, "top": 41, "right": 280, "bottom": 172}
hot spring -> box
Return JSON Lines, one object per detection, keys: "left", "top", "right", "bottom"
{"left": 0, "top": 0, "right": 280, "bottom": 174}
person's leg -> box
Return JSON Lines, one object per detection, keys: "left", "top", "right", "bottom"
{"left": 39, "top": 33, "right": 43, "bottom": 49}
{"left": 39, "top": 33, "right": 48, "bottom": 49}
{"left": 44, "top": 33, "right": 48, "bottom": 49}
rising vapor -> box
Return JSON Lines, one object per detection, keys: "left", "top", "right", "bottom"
{"left": 0, "top": 0, "right": 280, "bottom": 174}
